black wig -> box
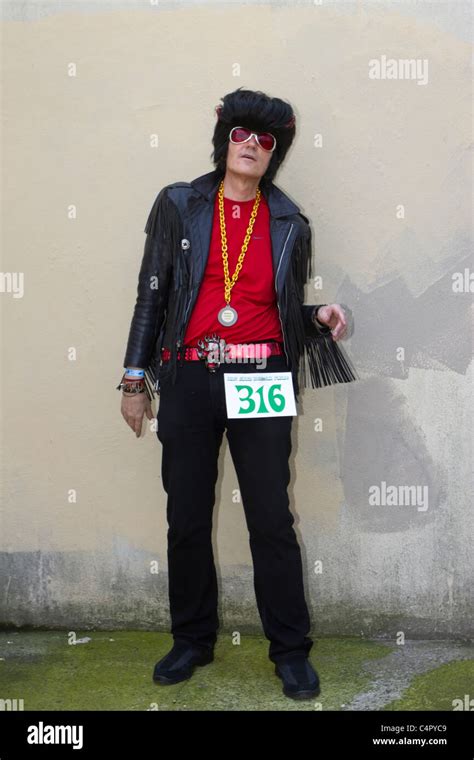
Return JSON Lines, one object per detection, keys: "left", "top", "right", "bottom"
{"left": 211, "top": 87, "right": 296, "bottom": 184}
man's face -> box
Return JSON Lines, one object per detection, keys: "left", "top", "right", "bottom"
{"left": 226, "top": 127, "right": 274, "bottom": 180}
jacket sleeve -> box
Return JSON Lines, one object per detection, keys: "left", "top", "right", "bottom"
{"left": 290, "top": 217, "right": 359, "bottom": 389}
{"left": 297, "top": 221, "right": 332, "bottom": 338}
{"left": 120, "top": 186, "right": 179, "bottom": 397}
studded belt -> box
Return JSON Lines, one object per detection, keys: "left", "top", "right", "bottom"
{"left": 161, "top": 336, "right": 284, "bottom": 372}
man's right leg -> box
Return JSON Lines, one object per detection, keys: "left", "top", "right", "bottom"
{"left": 156, "top": 362, "right": 224, "bottom": 654}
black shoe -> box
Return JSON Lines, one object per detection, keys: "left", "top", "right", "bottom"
{"left": 275, "top": 655, "right": 321, "bottom": 700}
{"left": 152, "top": 640, "right": 214, "bottom": 685}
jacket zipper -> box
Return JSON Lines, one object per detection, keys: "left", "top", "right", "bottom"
{"left": 176, "top": 290, "right": 193, "bottom": 351}
{"left": 275, "top": 223, "right": 294, "bottom": 366}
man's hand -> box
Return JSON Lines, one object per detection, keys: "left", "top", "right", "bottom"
{"left": 315, "top": 304, "right": 347, "bottom": 341}
{"left": 121, "top": 392, "right": 154, "bottom": 438}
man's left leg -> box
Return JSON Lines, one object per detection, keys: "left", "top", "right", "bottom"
{"left": 225, "top": 410, "right": 313, "bottom": 664}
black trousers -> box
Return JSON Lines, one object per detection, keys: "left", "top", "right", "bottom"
{"left": 156, "top": 353, "right": 313, "bottom": 664}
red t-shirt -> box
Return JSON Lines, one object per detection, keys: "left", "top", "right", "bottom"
{"left": 183, "top": 192, "right": 283, "bottom": 345}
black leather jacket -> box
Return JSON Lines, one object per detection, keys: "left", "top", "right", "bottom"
{"left": 121, "top": 168, "right": 358, "bottom": 402}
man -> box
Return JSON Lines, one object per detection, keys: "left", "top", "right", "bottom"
{"left": 117, "top": 88, "right": 358, "bottom": 700}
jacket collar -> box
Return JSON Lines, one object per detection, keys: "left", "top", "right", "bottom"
{"left": 190, "top": 168, "right": 301, "bottom": 219}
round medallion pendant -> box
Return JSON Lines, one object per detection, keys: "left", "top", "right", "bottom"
{"left": 217, "top": 306, "right": 238, "bottom": 326}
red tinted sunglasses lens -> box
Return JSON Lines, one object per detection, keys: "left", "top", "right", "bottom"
{"left": 257, "top": 133, "right": 275, "bottom": 151}
{"left": 232, "top": 127, "right": 251, "bottom": 143}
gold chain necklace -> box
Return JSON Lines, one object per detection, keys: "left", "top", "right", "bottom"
{"left": 217, "top": 178, "right": 261, "bottom": 326}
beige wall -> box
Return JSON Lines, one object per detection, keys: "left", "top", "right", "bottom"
{"left": 1, "top": 1, "right": 472, "bottom": 636}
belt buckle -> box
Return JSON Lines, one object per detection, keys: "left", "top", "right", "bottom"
{"left": 196, "top": 334, "right": 224, "bottom": 372}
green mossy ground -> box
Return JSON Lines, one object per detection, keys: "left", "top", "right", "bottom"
{"left": 1, "top": 631, "right": 471, "bottom": 711}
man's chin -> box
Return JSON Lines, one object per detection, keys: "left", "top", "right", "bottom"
{"left": 230, "top": 164, "right": 262, "bottom": 180}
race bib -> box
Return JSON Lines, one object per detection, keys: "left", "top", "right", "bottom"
{"left": 223, "top": 371, "right": 297, "bottom": 419}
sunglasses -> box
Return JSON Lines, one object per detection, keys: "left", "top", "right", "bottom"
{"left": 229, "top": 126, "right": 277, "bottom": 153}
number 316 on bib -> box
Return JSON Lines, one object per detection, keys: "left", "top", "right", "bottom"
{"left": 223, "top": 372, "right": 297, "bottom": 418}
